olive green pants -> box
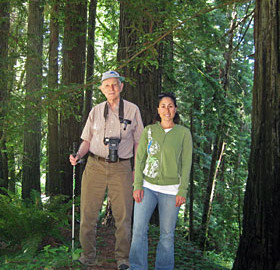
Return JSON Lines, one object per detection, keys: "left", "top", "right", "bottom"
{"left": 79, "top": 156, "right": 133, "bottom": 265}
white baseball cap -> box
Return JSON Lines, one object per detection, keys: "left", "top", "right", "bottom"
{"left": 101, "top": 70, "right": 124, "bottom": 82}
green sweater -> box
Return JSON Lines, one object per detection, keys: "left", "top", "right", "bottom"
{"left": 134, "top": 122, "right": 193, "bottom": 198}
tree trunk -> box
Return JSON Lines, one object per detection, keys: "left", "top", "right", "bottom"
{"left": 60, "top": 0, "right": 87, "bottom": 197}
{"left": 22, "top": 0, "right": 44, "bottom": 199}
{"left": 233, "top": 1, "right": 280, "bottom": 269}
{"left": 47, "top": 0, "right": 60, "bottom": 196}
{"left": 233, "top": 122, "right": 246, "bottom": 239}
{"left": 162, "top": 33, "right": 176, "bottom": 92}
{"left": 5, "top": 2, "right": 22, "bottom": 193}
{"left": 83, "top": 0, "right": 97, "bottom": 125}
{"left": 200, "top": 137, "right": 225, "bottom": 250}
{"left": 8, "top": 149, "right": 16, "bottom": 193}
{"left": 116, "top": 0, "right": 164, "bottom": 226}
{"left": 117, "top": 0, "right": 162, "bottom": 126}
{"left": 0, "top": 1, "right": 10, "bottom": 193}
{"left": 186, "top": 107, "right": 195, "bottom": 240}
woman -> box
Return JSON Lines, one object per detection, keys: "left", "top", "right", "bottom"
{"left": 129, "top": 92, "right": 193, "bottom": 270}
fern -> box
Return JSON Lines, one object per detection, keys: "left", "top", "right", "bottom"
{"left": 0, "top": 190, "right": 70, "bottom": 255}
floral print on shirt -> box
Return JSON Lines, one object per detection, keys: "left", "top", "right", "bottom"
{"left": 143, "top": 128, "right": 160, "bottom": 178}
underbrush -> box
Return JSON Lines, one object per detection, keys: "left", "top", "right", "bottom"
{"left": 0, "top": 191, "right": 76, "bottom": 269}
{"left": 0, "top": 191, "right": 231, "bottom": 269}
{"left": 0, "top": 245, "right": 77, "bottom": 270}
{"left": 148, "top": 225, "right": 230, "bottom": 270}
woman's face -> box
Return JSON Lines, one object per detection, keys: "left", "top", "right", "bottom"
{"left": 157, "top": 97, "right": 177, "bottom": 122}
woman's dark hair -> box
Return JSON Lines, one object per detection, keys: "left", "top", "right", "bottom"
{"left": 154, "top": 92, "right": 180, "bottom": 124}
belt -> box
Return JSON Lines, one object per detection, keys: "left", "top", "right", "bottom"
{"left": 89, "top": 152, "right": 129, "bottom": 163}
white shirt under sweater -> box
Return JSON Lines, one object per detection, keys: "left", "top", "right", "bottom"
{"left": 143, "top": 128, "right": 180, "bottom": 195}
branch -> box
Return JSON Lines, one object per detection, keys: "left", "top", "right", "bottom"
{"left": 45, "top": 0, "right": 253, "bottom": 100}
{"left": 234, "top": 9, "right": 254, "bottom": 51}
{"left": 117, "top": 0, "right": 253, "bottom": 70}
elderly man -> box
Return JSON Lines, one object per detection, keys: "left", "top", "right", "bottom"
{"left": 70, "top": 71, "right": 144, "bottom": 270}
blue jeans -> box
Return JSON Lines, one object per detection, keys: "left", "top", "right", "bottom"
{"left": 129, "top": 187, "right": 180, "bottom": 270}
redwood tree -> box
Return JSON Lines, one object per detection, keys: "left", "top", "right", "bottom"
{"left": 47, "top": 0, "right": 60, "bottom": 196}
{"left": 83, "top": 0, "right": 97, "bottom": 125}
{"left": 0, "top": 1, "right": 10, "bottom": 192}
{"left": 117, "top": 0, "right": 163, "bottom": 126}
{"left": 22, "top": 0, "right": 44, "bottom": 199}
{"left": 233, "top": 0, "right": 280, "bottom": 268}
{"left": 60, "top": 0, "right": 87, "bottom": 196}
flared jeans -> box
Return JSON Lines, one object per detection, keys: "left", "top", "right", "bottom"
{"left": 129, "top": 187, "right": 180, "bottom": 270}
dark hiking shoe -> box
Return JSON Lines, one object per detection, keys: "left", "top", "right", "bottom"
{"left": 75, "top": 256, "right": 96, "bottom": 267}
{"left": 118, "top": 264, "right": 129, "bottom": 270}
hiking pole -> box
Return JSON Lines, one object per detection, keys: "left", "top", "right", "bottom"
{"left": 72, "top": 142, "right": 77, "bottom": 252}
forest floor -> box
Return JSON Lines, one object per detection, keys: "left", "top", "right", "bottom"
{"left": 0, "top": 223, "right": 230, "bottom": 270}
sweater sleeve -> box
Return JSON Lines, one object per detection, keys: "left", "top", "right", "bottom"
{"left": 177, "top": 129, "right": 193, "bottom": 198}
{"left": 133, "top": 126, "right": 148, "bottom": 190}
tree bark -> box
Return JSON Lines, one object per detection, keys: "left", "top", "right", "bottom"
{"left": 187, "top": 107, "right": 195, "bottom": 240}
{"left": 117, "top": 0, "right": 162, "bottom": 126}
{"left": 47, "top": 0, "right": 60, "bottom": 196}
{"left": 60, "top": 0, "right": 87, "bottom": 196}
{"left": 233, "top": 1, "right": 280, "bottom": 269}
{"left": 200, "top": 136, "right": 225, "bottom": 250}
{"left": 22, "top": 0, "right": 44, "bottom": 199}
{"left": 0, "top": 1, "right": 10, "bottom": 193}
{"left": 83, "top": 0, "right": 97, "bottom": 125}
{"left": 162, "top": 33, "right": 176, "bottom": 92}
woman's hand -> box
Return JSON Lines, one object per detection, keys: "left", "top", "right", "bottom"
{"left": 133, "top": 189, "right": 144, "bottom": 203}
{"left": 176, "top": 195, "right": 186, "bottom": 207}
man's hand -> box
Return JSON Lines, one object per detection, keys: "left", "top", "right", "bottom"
{"left": 133, "top": 189, "right": 144, "bottom": 203}
{"left": 175, "top": 195, "right": 186, "bottom": 207}
{"left": 69, "top": 154, "right": 79, "bottom": 166}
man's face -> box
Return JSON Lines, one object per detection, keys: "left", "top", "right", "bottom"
{"left": 100, "top": 78, "right": 123, "bottom": 103}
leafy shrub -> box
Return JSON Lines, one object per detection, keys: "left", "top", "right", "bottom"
{"left": 0, "top": 245, "right": 82, "bottom": 269}
{"left": 147, "top": 225, "right": 230, "bottom": 270}
{"left": 0, "top": 190, "right": 70, "bottom": 258}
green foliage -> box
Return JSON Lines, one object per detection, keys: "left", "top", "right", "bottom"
{"left": 168, "top": 0, "right": 254, "bottom": 261}
{"left": 0, "top": 190, "right": 70, "bottom": 257}
{"left": 148, "top": 225, "right": 229, "bottom": 270}
{"left": 0, "top": 189, "right": 83, "bottom": 269}
{"left": 0, "top": 245, "right": 81, "bottom": 270}
{"left": 1, "top": 0, "right": 256, "bottom": 267}
{"left": 94, "top": 0, "right": 120, "bottom": 73}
